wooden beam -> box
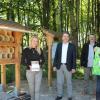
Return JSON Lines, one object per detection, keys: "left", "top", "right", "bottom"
{"left": 0, "top": 59, "right": 16, "bottom": 64}
{"left": 46, "top": 36, "right": 54, "bottom": 87}
{"left": 15, "top": 63, "right": 20, "bottom": 91}
{"left": 48, "top": 45, "right": 52, "bottom": 87}
{"left": 1, "top": 64, "right": 6, "bottom": 91}
{"left": 0, "top": 42, "right": 17, "bottom": 47}
{"left": 14, "top": 32, "right": 22, "bottom": 91}
{"left": 0, "top": 26, "right": 32, "bottom": 33}
{"left": 43, "top": 29, "right": 54, "bottom": 38}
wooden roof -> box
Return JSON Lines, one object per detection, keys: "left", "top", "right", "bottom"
{"left": 0, "top": 19, "right": 32, "bottom": 33}
{"left": 43, "top": 28, "right": 63, "bottom": 41}
{"left": 43, "top": 28, "right": 61, "bottom": 37}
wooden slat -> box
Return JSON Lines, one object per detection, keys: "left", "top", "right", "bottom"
{"left": 0, "top": 59, "right": 16, "bottom": 64}
{"left": 0, "top": 42, "right": 17, "bottom": 46}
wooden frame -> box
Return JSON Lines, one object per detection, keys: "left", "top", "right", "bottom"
{"left": 0, "top": 30, "right": 22, "bottom": 91}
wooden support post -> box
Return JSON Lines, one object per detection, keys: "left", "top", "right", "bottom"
{"left": 15, "top": 44, "right": 21, "bottom": 91}
{"left": 48, "top": 45, "right": 52, "bottom": 87}
{"left": 15, "top": 63, "right": 20, "bottom": 91}
{"left": 14, "top": 32, "right": 22, "bottom": 91}
{"left": 43, "top": 29, "right": 54, "bottom": 87}
{"left": 46, "top": 36, "right": 54, "bottom": 87}
{"left": 1, "top": 64, "right": 6, "bottom": 91}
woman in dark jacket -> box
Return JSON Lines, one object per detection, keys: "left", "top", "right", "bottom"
{"left": 21, "top": 35, "right": 44, "bottom": 100}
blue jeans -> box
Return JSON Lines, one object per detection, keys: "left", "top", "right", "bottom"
{"left": 96, "top": 76, "right": 100, "bottom": 100}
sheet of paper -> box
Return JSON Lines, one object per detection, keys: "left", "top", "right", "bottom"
{"left": 31, "top": 63, "right": 40, "bottom": 71}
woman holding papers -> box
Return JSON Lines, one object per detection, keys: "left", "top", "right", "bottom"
{"left": 21, "top": 35, "right": 45, "bottom": 100}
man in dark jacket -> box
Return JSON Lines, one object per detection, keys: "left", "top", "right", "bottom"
{"left": 81, "top": 34, "right": 96, "bottom": 95}
{"left": 53, "top": 32, "right": 76, "bottom": 100}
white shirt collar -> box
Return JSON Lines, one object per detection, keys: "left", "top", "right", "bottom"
{"left": 63, "top": 42, "right": 69, "bottom": 45}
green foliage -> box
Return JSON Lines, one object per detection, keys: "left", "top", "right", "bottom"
{"left": 6, "top": 64, "right": 15, "bottom": 83}
{"left": 0, "top": 64, "right": 15, "bottom": 83}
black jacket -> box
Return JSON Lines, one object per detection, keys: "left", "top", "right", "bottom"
{"left": 80, "top": 42, "right": 96, "bottom": 67}
{"left": 21, "top": 48, "right": 45, "bottom": 70}
{"left": 53, "top": 42, "right": 76, "bottom": 71}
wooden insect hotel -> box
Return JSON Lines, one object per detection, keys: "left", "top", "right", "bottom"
{"left": 0, "top": 19, "right": 32, "bottom": 91}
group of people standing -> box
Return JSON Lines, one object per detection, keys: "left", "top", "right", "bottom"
{"left": 81, "top": 34, "right": 100, "bottom": 100}
{"left": 21, "top": 32, "right": 100, "bottom": 100}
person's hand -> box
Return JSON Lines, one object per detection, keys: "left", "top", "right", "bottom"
{"left": 29, "top": 65, "right": 31, "bottom": 68}
{"left": 53, "top": 67, "right": 57, "bottom": 71}
{"left": 40, "top": 59, "right": 42, "bottom": 63}
{"left": 71, "top": 69, "right": 76, "bottom": 73}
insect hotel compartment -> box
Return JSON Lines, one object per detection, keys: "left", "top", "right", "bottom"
{"left": 0, "top": 30, "right": 15, "bottom": 42}
{"left": 0, "top": 30, "right": 15, "bottom": 60}
{"left": 0, "top": 46, "right": 15, "bottom": 60}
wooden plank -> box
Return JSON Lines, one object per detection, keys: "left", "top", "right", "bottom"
{"left": 46, "top": 36, "right": 54, "bottom": 87}
{"left": 0, "top": 42, "right": 17, "bottom": 46}
{"left": 48, "top": 45, "right": 52, "bottom": 87}
{"left": 14, "top": 32, "right": 22, "bottom": 91}
{"left": 15, "top": 63, "right": 20, "bottom": 91}
{"left": 0, "top": 59, "right": 16, "bottom": 64}
{"left": 43, "top": 29, "right": 55, "bottom": 37}
{"left": 0, "top": 26, "right": 32, "bottom": 33}
{"left": 1, "top": 64, "right": 6, "bottom": 91}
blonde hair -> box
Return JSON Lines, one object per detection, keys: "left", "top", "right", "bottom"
{"left": 29, "top": 35, "right": 41, "bottom": 55}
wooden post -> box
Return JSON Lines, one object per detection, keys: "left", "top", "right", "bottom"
{"left": 46, "top": 36, "right": 54, "bottom": 87}
{"left": 48, "top": 44, "right": 52, "bottom": 86}
{"left": 1, "top": 64, "right": 6, "bottom": 91}
{"left": 43, "top": 29, "right": 54, "bottom": 87}
{"left": 14, "top": 32, "right": 22, "bottom": 91}
{"left": 15, "top": 63, "right": 20, "bottom": 91}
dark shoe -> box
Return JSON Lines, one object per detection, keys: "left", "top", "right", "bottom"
{"left": 55, "top": 96, "right": 62, "bottom": 100}
{"left": 68, "top": 97, "right": 72, "bottom": 100}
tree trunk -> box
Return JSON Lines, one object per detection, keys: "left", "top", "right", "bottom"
{"left": 59, "top": 0, "right": 63, "bottom": 32}
{"left": 96, "top": 0, "right": 100, "bottom": 36}
{"left": 52, "top": 0, "right": 57, "bottom": 31}
{"left": 68, "top": 0, "right": 78, "bottom": 48}
{"left": 85, "top": 0, "right": 90, "bottom": 42}
{"left": 42, "top": 0, "right": 50, "bottom": 29}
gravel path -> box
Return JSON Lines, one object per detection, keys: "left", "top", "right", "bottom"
{"left": 20, "top": 79, "right": 96, "bottom": 100}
